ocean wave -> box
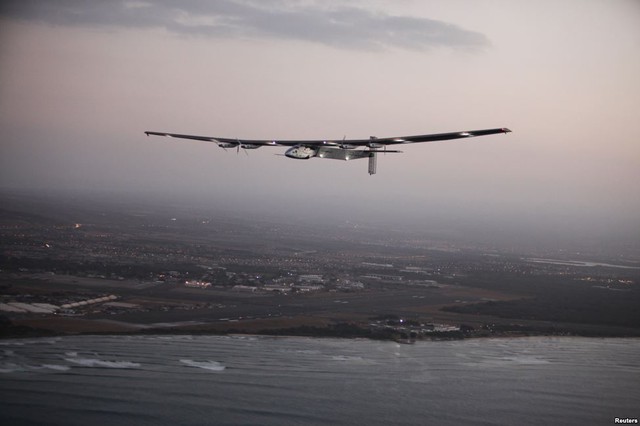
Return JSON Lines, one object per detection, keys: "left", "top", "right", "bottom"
{"left": 501, "top": 356, "right": 550, "bottom": 365}
{"left": 65, "top": 358, "right": 141, "bottom": 369}
{"left": 331, "top": 355, "right": 365, "bottom": 362}
{"left": 462, "top": 355, "right": 551, "bottom": 367}
{"left": 229, "top": 335, "right": 257, "bottom": 341}
{"left": 295, "top": 350, "right": 321, "bottom": 355}
{"left": 40, "top": 364, "right": 72, "bottom": 371}
{"left": 0, "top": 362, "right": 24, "bottom": 373}
{"left": 179, "top": 359, "right": 226, "bottom": 371}
{"left": 0, "top": 338, "right": 61, "bottom": 346}
{"left": 0, "top": 362, "right": 71, "bottom": 373}
{"left": 148, "top": 336, "right": 194, "bottom": 341}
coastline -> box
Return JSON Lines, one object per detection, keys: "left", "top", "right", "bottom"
{"left": 4, "top": 314, "right": 640, "bottom": 341}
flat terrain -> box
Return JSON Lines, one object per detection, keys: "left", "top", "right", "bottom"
{"left": 2, "top": 191, "right": 639, "bottom": 339}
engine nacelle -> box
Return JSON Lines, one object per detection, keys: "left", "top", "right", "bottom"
{"left": 285, "top": 145, "right": 318, "bottom": 159}
{"left": 367, "top": 136, "right": 382, "bottom": 149}
{"left": 217, "top": 142, "right": 261, "bottom": 149}
{"left": 240, "top": 144, "right": 261, "bottom": 150}
{"left": 218, "top": 142, "right": 237, "bottom": 149}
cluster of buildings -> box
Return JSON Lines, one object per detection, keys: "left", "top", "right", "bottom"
{"left": 184, "top": 280, "right": 212, "bottom": 288}
{"left": 369, "top": 317, "right": 463, "bottom": 341}
{"left": 178, "top": 269, "right": 372, "bottom": 295}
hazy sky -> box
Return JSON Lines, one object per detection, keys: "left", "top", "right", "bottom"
{"left": 1, "top": 0, "right": 639, "bottom": 248}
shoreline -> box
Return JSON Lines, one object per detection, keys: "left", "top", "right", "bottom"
{"left": 3, "top": 315, "right": 640, "bottom": 341}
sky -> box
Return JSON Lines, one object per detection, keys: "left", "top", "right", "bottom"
{"left": 1, "top": 0, "right": 639, "bottom": 250}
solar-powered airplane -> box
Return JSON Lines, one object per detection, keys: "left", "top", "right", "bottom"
{"left": 145, "top": 127, "right": 511, "bottom": 175}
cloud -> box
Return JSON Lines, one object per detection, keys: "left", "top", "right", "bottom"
{"left": 0, "top": 0, "right": 489, "bottom": 50}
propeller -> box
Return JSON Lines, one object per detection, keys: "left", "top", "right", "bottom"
{"left": 235, "top": 138, "right": 250, "bottom": 156}
{"left": 340, "top": 135, "right": 347, "bottom": 149}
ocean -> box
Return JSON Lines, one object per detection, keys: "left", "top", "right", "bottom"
{"left": 1, "top": 335, "right": 638, "bottom": 425}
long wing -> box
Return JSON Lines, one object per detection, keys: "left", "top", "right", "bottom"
{"left": 144, "top": 128, "right": 511, "bottom": 147}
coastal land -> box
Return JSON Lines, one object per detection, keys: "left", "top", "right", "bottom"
{"left": 2, "top": 191, "right": 639, "bottom": 341}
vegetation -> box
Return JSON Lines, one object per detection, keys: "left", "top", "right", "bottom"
{"left": 443, "top": 275, "right": 640, "bottom": 329}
